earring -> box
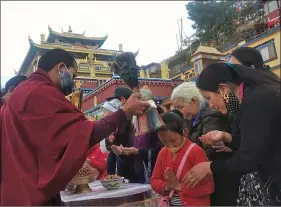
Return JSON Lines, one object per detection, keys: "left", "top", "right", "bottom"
{"left": 223, "top": 94, "right": 230, "bottom": 103}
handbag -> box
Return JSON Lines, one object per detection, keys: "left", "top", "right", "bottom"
{"left": 158, "top": 143, "right": 195, "bottom": 206}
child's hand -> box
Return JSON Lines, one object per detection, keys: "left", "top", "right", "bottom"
{"left": 165, "top": 168, "right": 181, "bottom": 190}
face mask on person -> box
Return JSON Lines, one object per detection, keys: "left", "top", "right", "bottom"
{"left": 220, "top": 88, "right": 240, "bottom": 115}
{"left": 167, "top": 137, "right": 186, "bottom": 153}
{"left": 59, "top": 64, "right": 74, "bottom": 96}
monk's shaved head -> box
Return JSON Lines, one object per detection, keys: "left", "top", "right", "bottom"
{"left": 38, "top": 49, "right": 77, "bottom": 73}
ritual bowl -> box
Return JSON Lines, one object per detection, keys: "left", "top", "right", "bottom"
{"left": 69, "top": 174, "right": 98, "bottom": 194}
{"left": 100, "top": 177, "right": 124, "bottom": 190}
{"left": 69, "top": 162, "right": 99, "bottom": 194}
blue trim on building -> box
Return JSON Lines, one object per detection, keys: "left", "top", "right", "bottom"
{"left": 223, "top": 26, "right": 280, "bottom": 53}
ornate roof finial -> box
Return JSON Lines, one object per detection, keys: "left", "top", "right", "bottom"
{"left": 68, "top": 25, "right": 72, "bottom": 33}
{"left": 134, "top": 49, "right": 139, "bottom": 57}
{"left": 48, "top": 25, "right": 52, "bottom": 32}
{"left": 28, "top": 36, "right": 33, "bottom": 43}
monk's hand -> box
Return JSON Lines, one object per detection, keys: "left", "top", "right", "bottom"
{"left": 165, "top": 168, "right": 180, "bottom": 190}
{"left": 121, "top": 93, "right": 150, "bottom": 117}
{"left": 212, "top": 141, "right": 232, "bottom": 152}
{"left": 183, "top": 162, "right": 212, "bottom": 188}
{"left": 111, "top": 145, "right": 122, "bottom": 155}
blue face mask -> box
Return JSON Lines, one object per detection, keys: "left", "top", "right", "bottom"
{"left": 59, "top": 64, "right": 74, "bottom": 96}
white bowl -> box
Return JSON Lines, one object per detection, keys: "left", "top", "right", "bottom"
{"left": 100, "top": 177, "right": 124, "bottom": 190}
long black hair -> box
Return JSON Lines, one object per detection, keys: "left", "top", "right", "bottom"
{"left": 196, "top": 63, "right": 280, "bottom": 96}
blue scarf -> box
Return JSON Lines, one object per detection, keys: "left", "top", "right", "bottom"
{"left": 192, "top": 101, "right": 207, "bottom": 127}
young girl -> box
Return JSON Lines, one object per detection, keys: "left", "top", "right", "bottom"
{"left": 151, "top": 111, "right": 214, "bottom": 206}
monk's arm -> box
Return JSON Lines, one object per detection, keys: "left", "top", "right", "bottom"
{"left": 89, "top": 109, "right": 126, "bottom": 147}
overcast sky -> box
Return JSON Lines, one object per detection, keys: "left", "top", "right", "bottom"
{"left": 1, "top": 1, "right": 194, "bottom": 87}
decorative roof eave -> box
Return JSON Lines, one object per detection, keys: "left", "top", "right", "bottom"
{"left": 83, "top": 77, "right": 175, "bottom": 102}
{"left": 18, "top": 37, "right": 37, "bottom": 75}
{"left": 30, "top": 41, "right": 121, "bottom": 56}
{"left": 47, "top": 26, "right": 108, "bottom": 46}
{"left": 192, "top": 46, "right": 223, "bottom": 57}
{"left": 18, "top": 37, "right": 121, "bottom": 75}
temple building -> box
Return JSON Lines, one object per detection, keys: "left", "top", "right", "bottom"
{"left": 162, "top": 25, "right": 280, "bottom": 110}
{"left": 18, "top": 25, "right": 124, "bottom": 95}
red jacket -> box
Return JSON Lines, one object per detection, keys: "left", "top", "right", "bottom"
{"left": 151, "top": 139, "right": 214, "bottom": 206}
{"left": 87, "top": 144, "right": 108, "bottom": 179}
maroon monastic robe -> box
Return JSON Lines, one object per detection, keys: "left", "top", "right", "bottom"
{"left": 0, "top": 69, "right": 96, "bottom": 205}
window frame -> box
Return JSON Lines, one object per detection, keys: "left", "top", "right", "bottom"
{"left": 257, "top": 41, "right": 277, "bottom": 63}
{"left": 267, "top": 0, "right": 279, "bottom": 13}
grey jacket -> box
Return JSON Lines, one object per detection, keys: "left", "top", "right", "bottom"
{"left": 188, "top": 102, "right": 233, "bottom": 161}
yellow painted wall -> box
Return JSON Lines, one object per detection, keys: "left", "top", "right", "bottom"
{"left": 272, "top": 67, "right": 280, "bottom": 77}
{"left": 223, "top": 30, "right": 280, "bottom": 72}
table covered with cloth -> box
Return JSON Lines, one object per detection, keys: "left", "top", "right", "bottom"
{"left": 60, "top": 181, "right": 155, "bottom": 206}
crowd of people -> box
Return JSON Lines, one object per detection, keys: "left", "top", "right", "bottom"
{"left": 0, "top": 47, "right": 280, "bottom": 206}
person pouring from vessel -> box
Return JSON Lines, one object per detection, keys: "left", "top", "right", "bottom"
{"left": 183, "top": 63, "right": 281, "bottom": 206}
{"left": 0, "top": 49, "right": 150, "bottom": 206}
{"left": 171, "top": 82, "right": 238, "bottom": 206}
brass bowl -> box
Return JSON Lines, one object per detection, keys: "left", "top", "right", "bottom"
{"left": 69, "top": 173, "right": 99, "bottom": 194}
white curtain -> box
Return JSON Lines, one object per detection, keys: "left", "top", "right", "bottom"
{"left": 100, "top": 139, "right": 108, "bottom": 153}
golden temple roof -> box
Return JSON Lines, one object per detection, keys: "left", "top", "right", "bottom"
{"left": 47, "top": 25, "right": 108, "bottom": 41}
{"left": 192, "top": 46, "right": 222, "bottom": 56}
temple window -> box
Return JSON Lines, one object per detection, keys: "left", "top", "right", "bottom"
{"left": 194, "top": 61, "right": 201, "bottom": 74}
{"left": 258, "top": 41, "right": 277, "bottom": 62}
{"left": 267, "top": 1, "right": 279, "bottom": 13}
{"left": 79, "top": 63, "right": 89, "bottom": 70}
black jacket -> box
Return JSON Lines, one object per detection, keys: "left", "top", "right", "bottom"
{"left": 211, "top": 84, "right": 281, "bottom": 189}
{"left": 105, "top": 119, "right": 134, "bottom": 150}
{"left": 189, "top": 103, "right": 233, "bottom": 161}
{"left": 133, "top": 131, "right": 163, "bottom": 183}
{"left": 105, "top": 119, "right": 135, "bottom": 180}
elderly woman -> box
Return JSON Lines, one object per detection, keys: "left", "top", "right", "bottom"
{"left": 185, "top": 63, "right": 281, "bottom": 206}
{"left": 171, "top": 82, "right": 239, "bottom": 206}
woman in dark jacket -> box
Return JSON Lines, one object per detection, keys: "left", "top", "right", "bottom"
{"left": 186, "top": 63, "right": 280, "bottom": 206}
{"left": 171, "top": 81, "right": 238, "bottom": 206}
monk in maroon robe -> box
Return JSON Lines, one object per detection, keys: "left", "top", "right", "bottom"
{"left": 0, "top": 49, "right": 149, "bottom": 206}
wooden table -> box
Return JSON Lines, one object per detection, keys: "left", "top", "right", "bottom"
{"left": 60, "top": 181, "right": 153, "bottom": 206}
